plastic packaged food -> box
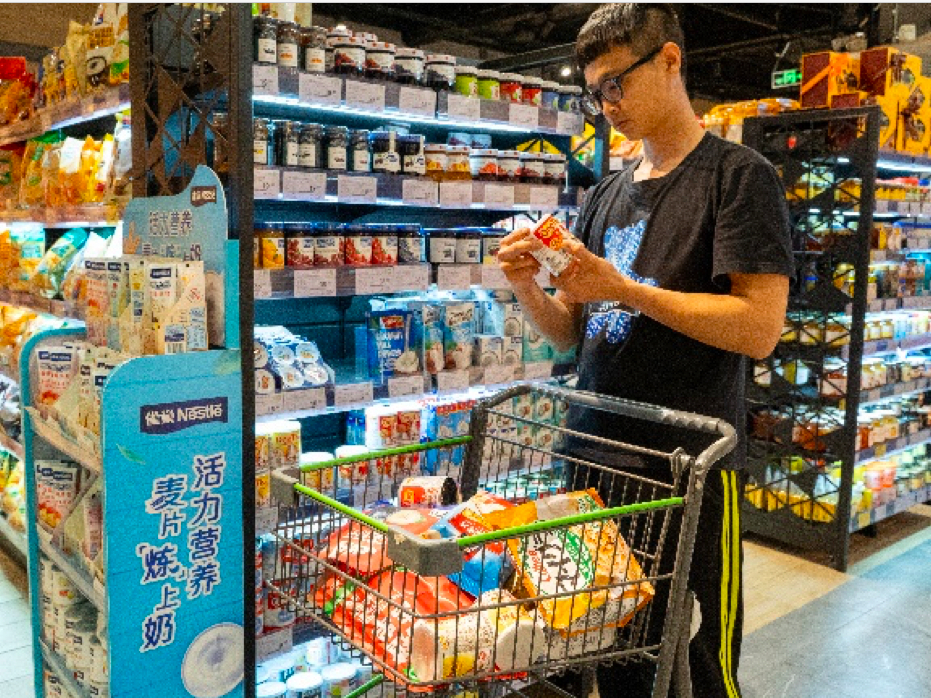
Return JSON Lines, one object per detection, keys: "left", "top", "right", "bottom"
{"left": 32, "top": 227, "right": 88, "bottom": 299}
{"left": 398, "top": 476, "right": 459, "bottom": 507}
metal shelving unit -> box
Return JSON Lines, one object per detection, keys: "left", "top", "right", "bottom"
{"left": 743, "top": 106, "right": 931, "bottom": 570}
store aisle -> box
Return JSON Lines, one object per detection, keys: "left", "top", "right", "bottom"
{"left": 0, "top": 547, "right": 32, "bottom": 697}
{"left": 741, "top": 506, "right": 931, "bottom": 698}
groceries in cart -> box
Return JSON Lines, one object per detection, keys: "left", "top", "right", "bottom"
{"left": 301, "top": 478, "right": 655, "bottom": 685}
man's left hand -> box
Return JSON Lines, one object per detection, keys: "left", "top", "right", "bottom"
{"left": 552, "top": 239, "right": 631, "bottom": 305}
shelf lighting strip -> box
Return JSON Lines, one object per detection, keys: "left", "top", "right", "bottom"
{"left": 253, "top": 94, "right": 563, "bottom": 135}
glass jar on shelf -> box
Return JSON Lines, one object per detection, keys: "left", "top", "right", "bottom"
{"left": 469, "top": 149, "right": 498, "bottom": 181}
{"left": 820, "top": 359, "right": 847, "bottom": 397}
{"left": 521, "top": 76, "right": 542, "bottom": 106}
{"left": 397, "top": 225, "right": 425, "bottom": 264}
{"left": 425, "top": 143, "right": 448, "bottom": 181}
{"left": 300, "top": 26, "right": 327, "bottom": 73}
{"left": 254, "top": 15, "right": 278, "bottom": 64}
{"left": 518, "top": 151, "right": 545, "bottom": 184}
{"left": 541, "top": 80, "right": 561, "bottom": 110}
{"left": 398, "top": 134, "right": 425, "bottom": 176}
{"left": 365, "top": 42, "right": 396, "bottom": 80}
{"left": 425, "top": 54, "right": 456, "bottom": 92}
{"left": 497, "top": 150, "right": 521, "bottom": 183}
{"left": 274, "top": 120, "right": 301, "bottom": 167}
{"left": 254, "top": 118, "right": 273, "bottom": 165}
{"left": 325, "top": 125, "right": 349, "bottom": 170}
{"left": 445, "top": 146, "right": 471, "bottom": 180}
{"left": 395, "top": 47, "right": 425, "bottom": 85}
{"left": 454, "top": 66, "right": 478, "bottom": 98}
{"left": 325, "top": 27, "right": 351, "bottom": 72}
{"left": 298, "top": 123, "right": 323, "bottom": 169}
{"left": 332, "top": 36, "right": 366, "bottom": 75}
{"left": 500, "top": 73, "right": 523, "bottom": 103}
{"left": 369, "top": 131, "right": 400, "bottom": 174}
{"left": 477, "top": 70, "right": 501, "bottom": 100}
{"left": 351, "top": 130, "right": 372, "bottom": 172}
{"left": 559, "top": 85, "right": 583, "bottom": 113}
{"left": 276, "top": 21, "right": 300, "bottom": 68}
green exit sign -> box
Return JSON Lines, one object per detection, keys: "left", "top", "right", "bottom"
{"left": 772, "top": 68, "right": 802, "bottom": 90}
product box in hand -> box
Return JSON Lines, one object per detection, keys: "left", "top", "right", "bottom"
{"left": 859, "top": 47, "right": 921, "bottom": 98}
{"left": 799, "top": 51, "right": 860, "bottom": 109}
{"left": 529, "top": 214, "right": 576, "bottom": 277}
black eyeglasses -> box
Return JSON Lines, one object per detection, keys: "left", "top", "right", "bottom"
{"left": 581, "top": 47, "right": 663, "bottom": 117}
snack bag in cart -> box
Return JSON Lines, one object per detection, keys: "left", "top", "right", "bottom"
{"left": 485, "top": 489, "right": 655, "bottom": 632}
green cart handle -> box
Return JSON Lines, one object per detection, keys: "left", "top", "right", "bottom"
{"left": 344, "top": 674, "right": 384, "bottom": 698}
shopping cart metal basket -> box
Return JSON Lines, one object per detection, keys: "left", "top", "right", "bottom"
{"left": 265, "top": 383, "right": 736, "bottom": 698}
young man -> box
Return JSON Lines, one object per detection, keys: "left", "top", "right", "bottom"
{"left": 496, "top": 5, "right": 793, "bottom": 697}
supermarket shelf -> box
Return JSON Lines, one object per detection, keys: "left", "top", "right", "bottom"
{"left": 254, "top": 168, "right": 578, "bottom": 213}
{"left": 858, "top": 377, "right": 931, "bottom": 408}
{"left": 37, "top": 529, "right": 105, "bottom": 611}
{"left": 842, "top": 331, "right": 931, "bottom": 360}
{"left": 0, "top": 83, "right": 130, "bottom": 148}
{"left": 254, "top": 264, "right": 549, "bottom": 300}
{"left": 0, "top": 288, "right": 84, "bottom": 322}
{"left": 0, "top": 427, "right": 25, "bottom": 460}
{"left": 876, "top": 149, "right": 931, "bottom": 174}
{"left": 26, "top": 408, "right": 101, "bottom": 474}
{"left": 252, "top": 67, "right": 585, "bottom": 137}
{"left": 40, "top": 639, "right": 91, "bottom": 698}
{"left": 255, "top": 362, "right": 575, "bottom": 421}
{"left": 856, "top": 427, "right": 931, "bottom": 465}
{"left": 0, "top": 512, "right": 27, "bottom": 561}
{"left": 0, "top": 203, "right": 123, "bottom": 228}
{"left": 850, "top": 484, "right": 931, "bottom": 533}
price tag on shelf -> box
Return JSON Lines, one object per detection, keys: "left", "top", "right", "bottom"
{"left": 398, "top": 87, "right": 437, "bottom": 116}
{"left": 256, "top": 392, "right": 283, "bottom": 416}
{"left": 355, "top": 266, "right": 395, "bottom": 295}
{"left": 446, "top": 93, "right": 481, "bottom": 121}
{"left": 337, "top": 175, "right": 377, "bottom": 203}
{"left": 509, "top": 103, "right": 539, "bottom": 129}
{"left": 335, "top": 382, "right": 374, "bottom": 407}
{"left": 253, "top": 64, "right": 279, "bottom": 95}
{"left": 254, "top": 270, "right": 272, "bottom": 299}
{"left": 282, "top": 171, "right": 327, "bottom": 200}
{"left": 388, "top": 375, "right": 424, "bottom": 398}
{"left": 484, "top": 364, "right": 516, "bottom": 386}
{"left": 483, "top": 183, "right": 515, "bottom": 209}
{"left": 481, "top": 265, "right": 509, "bottom": 289}
{"left": 254, "top": 168, "right": 280, "bottom": 198}
{"left": 437, "top": 370, "right": 470, "bottom": 393}
{"left": 874, "top": 199, "right": 889, "bottom": 214}
{"left": 345, "top": 80, "right": 386, "bottom": 111}
{"left": 529, "top": 186, "right": 559, "bottom": 209}
{"left": 922, "top": 203, "right": 931, "bottom": 217}
{"left": 523, "top": 361, "right": 554, "bottom": 380}
{"left": 439, "top": 181, "right": 473, "bottom": 208}
{"left": 437, "top": 265, "right": 472, "bottom": 290}
{"left": 299, "top": 73, "right": 342, "bottom": 105}
{"left": 283, "top": 387, "right": 327, "bottom": 413}
{"left": 557, "top": 111, "right": 584, "bottom": 135}
{"left": 294, "top": 269, "right": 337, "bottom": 297}
{"left": 402, "top": 178, "right": 438, "bottom": 206}
{"left": 404, "top": 265, "right": 431, "bottom": 292}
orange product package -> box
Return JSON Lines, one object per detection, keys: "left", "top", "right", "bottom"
{"left": 529, "top": 214, "right": 575, "bottom": 277}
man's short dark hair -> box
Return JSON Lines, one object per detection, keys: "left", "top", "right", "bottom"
{"left": 575, "top": 4, "right": 686, "bottom": 78}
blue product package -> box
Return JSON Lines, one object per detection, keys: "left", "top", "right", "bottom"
{"left": 366, "top": 309, "right": 417, "bottom": 380}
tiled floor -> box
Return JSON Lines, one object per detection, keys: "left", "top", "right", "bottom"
{"left": 1, "top": 506, "right": 930, "bottom": 697}
{"left": 0, "top": 547, "right": 33, "bottom": 698}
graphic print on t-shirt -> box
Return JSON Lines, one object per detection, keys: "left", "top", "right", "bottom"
{"left": 585, "top": 219, "right": 658, "bottom": 343}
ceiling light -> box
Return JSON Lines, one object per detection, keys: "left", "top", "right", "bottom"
{"left": 560, "top": 66, "right": 572, "bottom": 78}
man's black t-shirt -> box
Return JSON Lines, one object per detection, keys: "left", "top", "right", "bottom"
{"left": 570, "top": 132, "right": 794, "bottom": 469}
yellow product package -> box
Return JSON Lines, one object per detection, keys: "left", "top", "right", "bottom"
{"left": 485, "top": 489, "right": 654, "bottom": 632}
{"left": 32, "top": 228, "right": 88, "bottom": 299}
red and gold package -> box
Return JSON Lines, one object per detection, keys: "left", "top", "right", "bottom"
{"left": 485, "top": 489, "right": 654, "bottom": 633}
{"left": 529, "top": 214, "right": 575, "bottom": 276}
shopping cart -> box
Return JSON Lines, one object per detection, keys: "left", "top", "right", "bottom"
{"left": 265, "top": 384, "right": 736, "bottom": 698}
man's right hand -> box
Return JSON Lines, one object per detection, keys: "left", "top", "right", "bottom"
{"left": 496, "top": 228, "right": 543, "bottom": 290}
